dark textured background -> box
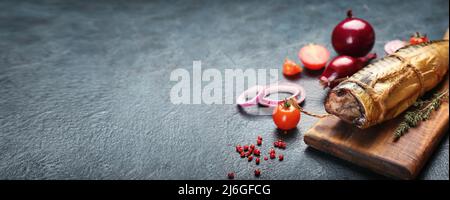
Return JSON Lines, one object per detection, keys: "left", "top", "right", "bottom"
{"left": 0, "top": 0, "right": 448, "bottom": 180}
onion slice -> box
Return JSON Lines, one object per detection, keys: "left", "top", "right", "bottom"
{"left": 236, "top": 85, "right": 266, "bottom": 107}
{"left": 259, "top": 82, "right": 305, "bottom": 107}
{"left": 384, "top": 40, "right": 407, "bottom": 55}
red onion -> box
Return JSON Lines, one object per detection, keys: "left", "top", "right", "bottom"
{"left": 236, "top": 83, "right": 305, "bottom": 107}
{"left": 236, "top": 85, "right": 266, "bottom": 107}
{"left": 331, "top": 10, "right": 375, "bottom": 57}
{"left": 259, "top": 83, "right": 305, "bottom": 107}
{"left": 319, "top": 53, "right": 376, "bottom": 88}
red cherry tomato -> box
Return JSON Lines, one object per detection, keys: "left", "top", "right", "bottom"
{"left": 282, "top": 58, "right": 303, "bottom": 76}
{"left": 298, "top": 44, "right": 330, "bottom": 70}
{"left": 409, "top": 32, "right": 428, "bottom": 45}
{"left": 272, "top": 101, "right": 301, "bottom": 131}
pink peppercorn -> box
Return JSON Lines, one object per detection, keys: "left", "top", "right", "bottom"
{"left": 269, "top": 148, "right": 275, "bottom": 154}
{"left": 270, "top": 152, "right": 276, "bottom": 159}
{"left": 236, "top": 145, "right": 241, "bottom": 152}
{"left": 254, "top": 169, "right": 261, "bottom": 177}
{"left": 248, "top": 155, "right": 253, "bottom": 162}
{"left": 257, "top": 139, "right": 262, "bottom": 146}
{"left": 227, "top": 172, "right": 235, "bottom": 179}
{"left": 253, "top": 149, "right": 261, "bottom": 156}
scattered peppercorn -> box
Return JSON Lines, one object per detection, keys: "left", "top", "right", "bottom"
{"left": 278, "top": 154, "right": 284, "bottom": 161}
{"left": 274, "top": 140, "right": 286, "bottom": 149}
{"left": 233, "top": 135, "right": 288, "bottom": 179}
{"left": 253, "top": 148, "right": 261, "bottom": 156}
{"left": 270, "top": 152, "right": 276, "bottom": 159}
{"left": 254, "top": 169, "right": 261, "bottom": 177}
{"left": 269, "top": 148, "right": 275, "bottom": 154}
{"left": 236, "top": 145, "right": 242, "bottom": 152}
{"left": 248, "top": 155, "right": 253, "bottom": 162}
{"left": 227, "top": 172, "right": 235, "bottom": 179}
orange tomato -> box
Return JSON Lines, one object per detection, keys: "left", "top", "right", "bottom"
{"left": 272, "top": 101, "right": 301, "bottom": 131}
{"left": 282, "top": 58, "right": 303, "bottom": 76}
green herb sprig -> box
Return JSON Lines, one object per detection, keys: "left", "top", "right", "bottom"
{"left": 394, "top": 89, "right": 449, "bottom": 140}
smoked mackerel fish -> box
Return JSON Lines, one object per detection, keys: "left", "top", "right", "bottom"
{"left": 325, "top": 40, "right": 449, "bottom": 129}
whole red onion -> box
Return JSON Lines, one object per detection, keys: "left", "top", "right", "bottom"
{"left": 320, "top": 53, "right": 377, "bottom": 88}
{"left": 331, "top": 10, "right": 375, "bottom": 57}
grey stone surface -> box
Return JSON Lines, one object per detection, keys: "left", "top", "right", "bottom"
{"left": 0, "top": 0, "right": 448, "bottom": 180}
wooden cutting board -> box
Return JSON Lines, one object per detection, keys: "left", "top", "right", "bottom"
{"left": 304, "top": 30, "right": 449, "bottom": 180}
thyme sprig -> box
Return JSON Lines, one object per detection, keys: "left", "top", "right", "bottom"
{"left": 394, "top": 89, "right": 449, "bottom": 140}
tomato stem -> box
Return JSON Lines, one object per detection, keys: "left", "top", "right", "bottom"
{"left": 288, "top": 97, "right": 331, "bottom": 118}
{"left": 413, "top": 32, "right": 426, "bottom": 38}
{"left": 283, "top": 98, "right": 290, "bottom": 108}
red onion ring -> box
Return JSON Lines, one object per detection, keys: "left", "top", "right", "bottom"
{"left": 236, "top": 85, "right": 266, "bottom": 107}
{"left": 384, "top": 40, "right": 407, "bottom": 55}
{"left": 259, "top": 83, "right": 305, "bottom": 107}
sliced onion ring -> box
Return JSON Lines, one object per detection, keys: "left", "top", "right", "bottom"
{"left": 236, "top": 85, "right": 266, "bottom": 107}
{"left": 259, "top": 83, "right": 305, "bottom": 107}
{"left": 384, "top": 40, "right": 407, "bottom": 55}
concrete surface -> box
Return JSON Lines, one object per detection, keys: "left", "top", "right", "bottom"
{"left": 0, "top": 0, "right": 448, "bottom": 179}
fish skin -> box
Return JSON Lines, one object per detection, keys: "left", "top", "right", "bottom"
{"left": 325, "top": 40, "right": 449, "bottom": 129}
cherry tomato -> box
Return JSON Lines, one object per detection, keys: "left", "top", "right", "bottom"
{"left": 298, "top": 44, "right": 330, "bottom": 70}
{"left": 272, "top": 101, "right": 301, "bottom": 131}
{"left": 282, "top": 58, "right": 303, "bottom": 76}
{"left": 409, "top": 32, "right": 428, "bottom": 45}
